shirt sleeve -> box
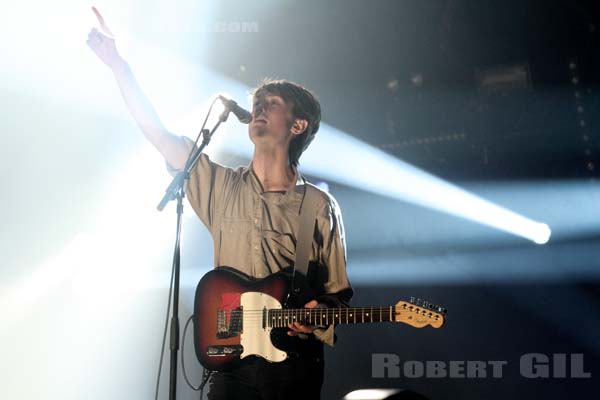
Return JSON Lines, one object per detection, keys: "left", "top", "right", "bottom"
{"left": 312, "top": 193, "right": 353, "bottom": 346}
{"left": 316, "top": 194, "right": 353, "bottom": 301}
{"left": 165, "top": 136, "right": 234, "bottom": 233}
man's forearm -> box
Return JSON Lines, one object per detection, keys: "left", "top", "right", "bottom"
{"left": 111, "top": 60, "right": 189, "bottom": 169}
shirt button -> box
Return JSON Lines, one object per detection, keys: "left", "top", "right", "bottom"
{"left": 254, "top": 245, "right": 259, "bottom": 250}
{"left": 254, "top": 218, "right": 258, "bottom": 224}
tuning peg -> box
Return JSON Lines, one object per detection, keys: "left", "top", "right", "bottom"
{"left": 410, "top": 296, "right": 416, "bottom": 304}
{"left": 436, "top": 305, "right": 448, "bottom": 314}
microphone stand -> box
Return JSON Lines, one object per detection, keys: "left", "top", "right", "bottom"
{"left": 157, "top": 105, "right": 233, "bottom": 400}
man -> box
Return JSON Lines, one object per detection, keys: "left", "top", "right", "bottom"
{"left": 87, "top": 7, "right": 352, "bottom": 399}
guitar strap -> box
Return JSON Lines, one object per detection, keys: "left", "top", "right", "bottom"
{"left": 293, "top": 182, "right": 320, "bottom": 281}
{"left": 213, "top": 179, "right": 320, "bottom": 276}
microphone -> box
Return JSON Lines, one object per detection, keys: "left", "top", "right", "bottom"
{"left": 218, "top": 95, "right": 253, "bottom": 124}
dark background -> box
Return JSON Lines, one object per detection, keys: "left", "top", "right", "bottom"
{"left": 189, "top": 1, "right": 600, "bottom": 398}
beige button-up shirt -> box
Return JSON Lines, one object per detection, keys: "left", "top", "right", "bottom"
{"left": 174, "top": 137, "right": 352, "bottom": 345}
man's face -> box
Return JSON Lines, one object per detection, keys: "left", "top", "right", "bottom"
{"left": 249, "top": 92, "right": 295, "bottom": 146}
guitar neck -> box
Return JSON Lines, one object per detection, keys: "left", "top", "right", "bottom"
{"left": 267, "top": 306, "right": 394, "bottom": 328}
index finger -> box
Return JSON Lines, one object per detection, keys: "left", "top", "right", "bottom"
{"left": 304, "top": 300, "right": 318, "bottom": 309}
{"left": 92, "top": 6, "right": 114, "bottom": 37}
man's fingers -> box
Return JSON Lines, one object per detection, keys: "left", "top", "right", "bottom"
{"left": 287, "top": 299, "right": 318, "bottom": 335}
{"left": 87, "top": 30, "right": 103, "bottom": 49}
{"left": 288, "top": 322, "right": 312, "bottom": 333}
{"left": 92, "top": 6, "right": 114, "bottom": 37}
{"left": 87, "top": 27, "right": 116, "bottom": 50}
{"left": 304, "top": 300, "right": 318, "bottom": 309}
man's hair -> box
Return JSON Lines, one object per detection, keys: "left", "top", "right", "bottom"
{"left": 252, "top": 79, "right": 321, "bottom": 167}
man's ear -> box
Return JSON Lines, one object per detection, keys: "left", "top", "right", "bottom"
{"left": 291, "top": 119, "right": 308, "bottom": 136}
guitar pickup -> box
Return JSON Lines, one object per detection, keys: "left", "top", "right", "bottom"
{"left": 217, "top": 307, "right": 243, "bottom": 338}
{"left": 206, "top": 345, "right": 243, "bottom": 357}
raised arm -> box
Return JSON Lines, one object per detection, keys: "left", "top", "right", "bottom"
{"left": 86, "top": 7, "right": 189, "bottom": 170}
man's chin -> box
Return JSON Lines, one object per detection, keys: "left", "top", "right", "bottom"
{"left": 249, "top": 127, "right": 268, "bottom": 141}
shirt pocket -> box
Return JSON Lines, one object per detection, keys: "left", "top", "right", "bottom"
{"left": 262, "top": 230, "right": 297, "bottom": 268}
{"left": 218, "top": 218, "right": 252, "bottom": 268}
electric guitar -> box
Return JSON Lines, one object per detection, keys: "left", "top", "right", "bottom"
{"left": 193, "top": 267, "right": 446, "bottom": 371}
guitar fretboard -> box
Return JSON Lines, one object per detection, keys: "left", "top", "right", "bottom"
{"left": 267, "top": 307, "right": 395, "bottom": 328}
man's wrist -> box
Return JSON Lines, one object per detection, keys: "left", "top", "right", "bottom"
{"left": 111, "top": 56, "right": 129, "bottom": 75}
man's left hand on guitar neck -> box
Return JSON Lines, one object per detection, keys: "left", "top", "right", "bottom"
{"left": 287, "top": 300, "right": 324, "bottom": 336}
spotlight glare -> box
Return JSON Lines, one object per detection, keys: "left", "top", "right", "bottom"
{"left": 534, "top": 223, "right": 552, "bottom": 245}
{"left": 297, "top": 125, "right": 552, "bottom": 244}
{"left": 344, "top": 389, "right": 401, "bottom": 400}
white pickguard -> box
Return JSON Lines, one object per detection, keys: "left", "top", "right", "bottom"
{"left": 240, "top": 292, "right": 287, "bottom": 363}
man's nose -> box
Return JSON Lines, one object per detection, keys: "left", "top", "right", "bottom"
{"left": 253, "top": 102, "right": 266, "bottom": 117}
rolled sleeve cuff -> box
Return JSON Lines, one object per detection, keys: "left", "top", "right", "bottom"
{"left": 312, "top": 324, "right": 335, "bottom": 347}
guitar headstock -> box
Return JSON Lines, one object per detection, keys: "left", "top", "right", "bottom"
{"left": 394, "top": 298, "right": 447, "bottom": 328}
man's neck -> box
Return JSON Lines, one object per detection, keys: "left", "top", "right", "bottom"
{"left": 251, "top": 148, "right": 296, "bottom": 192}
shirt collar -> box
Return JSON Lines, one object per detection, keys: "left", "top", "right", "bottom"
{"left": 248, "top": 163, "right": 305, "bottom": 195}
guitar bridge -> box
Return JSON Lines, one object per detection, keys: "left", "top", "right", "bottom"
{"left": 217, "top": 307, "right": 243, "bottom": 338}
{"left": 206, "top": 345, "right": 243, "bottom": 357}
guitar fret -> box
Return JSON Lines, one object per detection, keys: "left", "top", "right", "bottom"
{"left": 263, "top": 303, "right": 425, "bottom": 328}
{"left": 266, "top": 304, "right": 404, "bottom": 327}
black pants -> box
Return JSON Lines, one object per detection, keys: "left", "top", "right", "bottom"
{"left": 207, "top": 355, "right": 324, "bottom": 400}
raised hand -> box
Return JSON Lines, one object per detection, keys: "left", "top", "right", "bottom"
{"left": 85, "top": 7, "right": 189, "bottom": 169}
{"left": 86, "top": 7, "right": 122, "bottom": 69}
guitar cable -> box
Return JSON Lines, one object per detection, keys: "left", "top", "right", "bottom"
{"left": 181, "top": 314, "right": 213, "bottom": 398}
{"left": 180, "top": 315, "right": 201, "bottom": 392}
{"left": 154, "top": 247, "right": 176, "bottom": 400}
{"left": 153, "top": 261, "right": 212, "bottom": 399}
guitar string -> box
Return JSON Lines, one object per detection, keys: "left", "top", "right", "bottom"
{"left": 216, "top": 308, "right": 435, "bottom": 316}
{"left": 213, "top": 308, "right": 438, "bottom": 326}
{"left": 218, "top": 311, "right": 397, "bottom": 318}
{"left": 214, "top": 311, "right": 440, "bottom": 325}
{"left": 216, "top": 309, "right": 431, "bottom": 316}
{"left": 216, "top": 309, "right": 413, "bottom": 315}
{"left": 213, "top": 306, "right": 440, "bottom": 325}
{"left": 215, "top": 306, "right": 430, "bottom": 312}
